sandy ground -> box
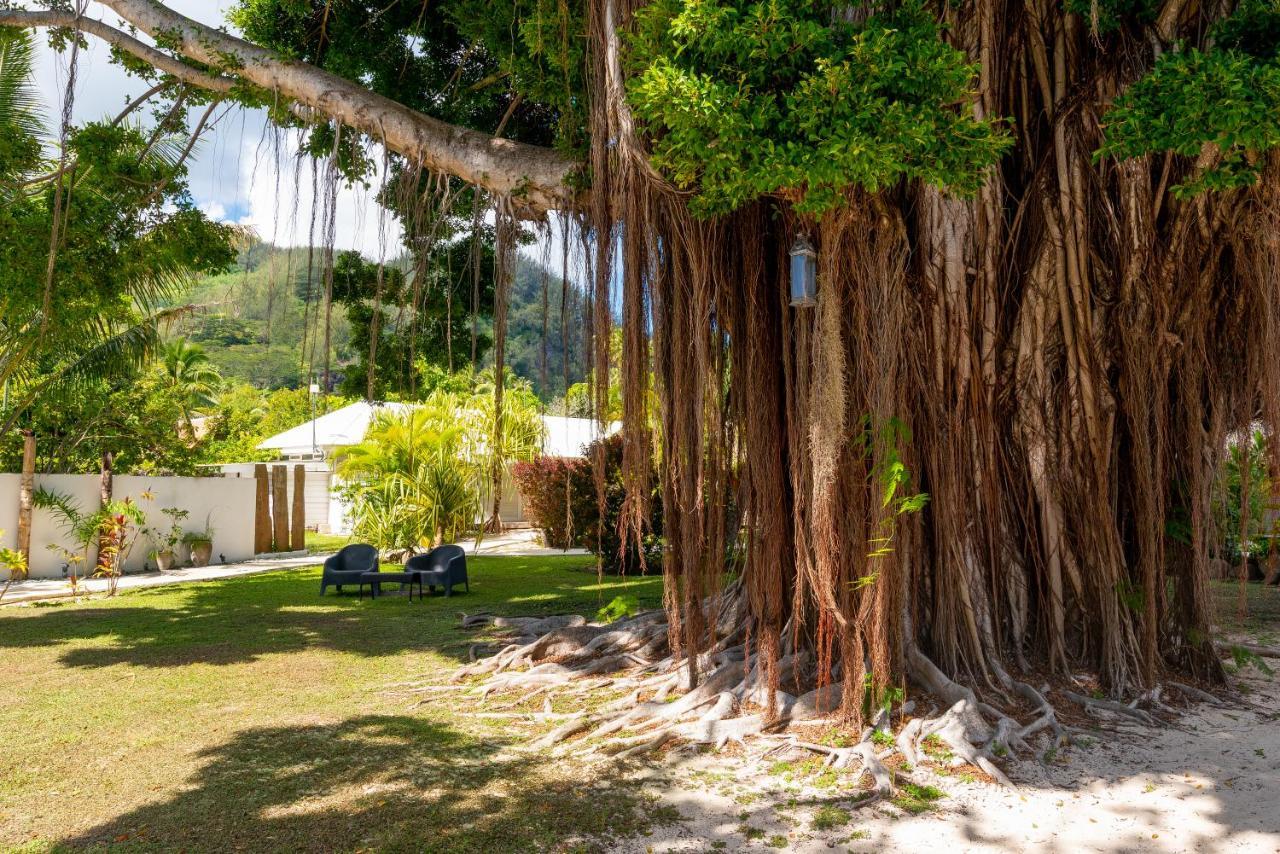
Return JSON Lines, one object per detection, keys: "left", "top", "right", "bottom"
{"left": 610, "top": 661, "right": 1280, "bottom": 853}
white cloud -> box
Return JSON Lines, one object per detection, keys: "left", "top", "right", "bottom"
{"left": 197, "top": 200, "right": 227, "bottom": 221}
{"left": 211, "top": 131, "right": 394, "bottom": 257}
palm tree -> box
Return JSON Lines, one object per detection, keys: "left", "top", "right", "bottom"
{"left": 159, "top": 338, "right": 222, "bottom": 438}
{"left": 0, "top": 27, "right": 234, "bottom": 435}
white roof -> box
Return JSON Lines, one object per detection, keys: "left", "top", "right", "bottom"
{"left": 256, "top": 400, "right": 617, "bottom": 458}
{"left": 257, "top": 401, "right": 413, "bottom": 453}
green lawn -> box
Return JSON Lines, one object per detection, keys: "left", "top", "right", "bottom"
{"left": 0, "top": 557, "right": 665, "bottom": 852}
{"left": 303, "top": 530, "right": 353, "bottom": 555}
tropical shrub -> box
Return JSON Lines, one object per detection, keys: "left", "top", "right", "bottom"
{"left": 511, "top": 455, "right": 595, "bottom": 549}
{"left": 338, "top": 402, "right": 480, "bottom": 556}
{"left": 513, "top": 433, "right": 663, "bottom": 574}
{"left": 0, "top": 532, "right": 28, "bottom": 603}
{"left": 34, "top": 488, "right": 146, "bottom": 595}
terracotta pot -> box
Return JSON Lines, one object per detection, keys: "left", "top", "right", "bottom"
{"left": 189, "top": 540, "right": 213, "bottom": 568}
{"left": 154, "top": 549, "right": 177, "bottom": 573}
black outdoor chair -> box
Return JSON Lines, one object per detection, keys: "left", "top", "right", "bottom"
{"left": 405, "top": 544, "right": 469, "bottom": 597}
{"left": 320, "top": 543, "right": 379, "bottom": 595}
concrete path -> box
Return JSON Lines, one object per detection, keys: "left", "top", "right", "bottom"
{"left": 462, "top": 527, "right": 591, "bottom": 558}
{"left": 0, "top": 553, "right": 329, "bottom": 607}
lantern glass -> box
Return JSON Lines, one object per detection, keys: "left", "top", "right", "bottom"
{"left": 789, "top": 234, "right": 817, "bottom": 307}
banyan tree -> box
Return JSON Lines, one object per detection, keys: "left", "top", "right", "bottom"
{"left": 11, "top": 0, "right": 1280, "bottom": 780}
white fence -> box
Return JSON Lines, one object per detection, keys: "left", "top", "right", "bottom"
{"left": 0, "top": 474, "right": 257, "bottom": 579}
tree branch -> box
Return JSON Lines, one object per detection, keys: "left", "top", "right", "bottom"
{"left": 0, "top": 2, "right": 578, "bottom": 215}
{"left": 0, "top": 9, "right": 234, "bottom": 93}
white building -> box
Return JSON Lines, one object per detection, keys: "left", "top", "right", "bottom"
{"left": 214, "top": 401, "right": 617, "bottom": 535}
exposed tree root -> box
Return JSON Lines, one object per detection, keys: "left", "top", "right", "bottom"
{"left": 430, "top": 598, "right": 1220, "bottom": 799}
{"left": 1062, "top": 690, "right": 1160, "bottom": 726}
{"left": 1217, "top": 640, "right": 1280, "bottom": 659}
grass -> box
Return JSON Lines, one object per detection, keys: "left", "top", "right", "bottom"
{"left": 891, "top": 783, "right": 945, "bottom": 815}
{"left": 810, "top": 805, "right": 851, "bottom": 831}
{"left": 0, "top": 556, "right": 664, "bottom": 852}
{"left": 303, "top": 530, "right": 353, "bottom": 555}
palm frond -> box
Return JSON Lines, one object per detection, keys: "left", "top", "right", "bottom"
{"left": 0, "top": 27, "right": 45, "bottom": 143}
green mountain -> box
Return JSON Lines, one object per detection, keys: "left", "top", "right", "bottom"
{"left": 168, "top": 243, "right": 587, "bottom": 401}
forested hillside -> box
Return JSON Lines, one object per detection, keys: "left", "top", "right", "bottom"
{"left": 168, "top": 242, "right": 587, "bottom": 401}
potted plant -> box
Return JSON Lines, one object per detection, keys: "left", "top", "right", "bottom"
{"left": 147, "top": 506, "right": 189, "bottom": 573}
{"left": 182, "top": 519, "right": 215, "bottom": 568}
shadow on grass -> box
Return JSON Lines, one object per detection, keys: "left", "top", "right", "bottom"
{"left": 52, "top": 714, "right": 652, "bottom": 853}
{"left": 0, "top": 558, "right": 663, "bottom": 670}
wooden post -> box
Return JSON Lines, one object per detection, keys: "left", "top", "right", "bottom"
{"left": 16, "top": 432, "right": 35, "bottom": 563}
{"left": 291, "top": 465, "right": 306, "bottom": 551}
{"left": 271, "top": 465, "right": 289, "bottom": 553}
{"left": 253, "top": 464, "right": 271, "bottom": 554}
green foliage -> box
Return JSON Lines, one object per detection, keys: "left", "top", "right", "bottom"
{"left": 0, "top": 31, "right": 233, "bottom": 439}
{"left": 595, "top": 594, "right": 641, "bottom": 623}
{"left": 159, "top": 339, "right": 222, "bottom": 428}
{"left": 231, "top": 0, "right": 570, "bottom": 153}
{"left": 511, "top": 433, "right": 665, "bottom": 574}
{"left": 0, "top": 528, "right": 28, "bottom": 584}
{"left": 1063, "top": 0, "right": 1157, "bottom": 34}
{"left": 168, "top": 242, "right": 349, "bottom": 390}
{"left": 1101, "top": 3, "right": 1280, "bottom": 195}
{"left": 1228, "top": 644, "right": 1275, "bottom": 676}
{"left": 336, "top": 382, "right": 542, "bottom": 554}
{"left": 891, "top": 782, "right": 945, "bottom": 814}
{"left": 626, "top": 0, "right": 1010, "bottom": 215}
{"left": 34, "top": 488, "right": 147, "bottom": 590}
{"left": 1215, "top": 429, "right": 1270, "bottom": 560}
{"left": 0, "top": 371, "right": 208, "bottom": 475}
{"left": 810, "top": 805, "right": 851, "bottom": 831}
{"left": 339, "top": 402, "right": 481, "bottom": 554}
{"left": 199, "top": 384, "right": 349, "bottom": 464}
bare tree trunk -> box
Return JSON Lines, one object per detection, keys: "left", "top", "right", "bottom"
{"left": 253, "top": 464, "right": 271, "bottom": 555}
{"left": 16, "top": 432, "right": 35, "bottom": 564}
{"left": 291, "top": 465, "right": 306, "bottom": 551}
{"left": 271, "top": 465, "right": 289, "bottom": 553}
{"left": 96, "top": 450, "right": 113, "bottom": 569}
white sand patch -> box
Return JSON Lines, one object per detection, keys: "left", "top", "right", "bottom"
{"left": 617, "top": 666, "right": 1280, "bottom": 853}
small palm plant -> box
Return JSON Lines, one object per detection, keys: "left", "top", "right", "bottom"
{"left": 159, "top": 339, "right": 222, "bottom": 438}
{"left": 0, "top": 532, "right": 29, "bottom": 604}
{"left": 339, "top": 402, "right": 481, "bottom": 557}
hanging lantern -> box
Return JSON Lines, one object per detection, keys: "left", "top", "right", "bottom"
{"left": 789, "top": 233, "right": 817, "bottom": 307}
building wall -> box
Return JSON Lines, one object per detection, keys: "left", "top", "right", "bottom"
{"left": 216, "top": 461, "right": 333, "bottom": 535}
{"left": 0, "top": 473, "right": 257, "bottom": 579}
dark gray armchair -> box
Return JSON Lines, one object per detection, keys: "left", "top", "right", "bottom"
{"left": 320, "top": 543, "right": 379, "bottom": 595}
{"left": 405, "top": 545, "right": 468, "bottom": 597}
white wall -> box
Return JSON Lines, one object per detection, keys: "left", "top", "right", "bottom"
{"left": 0, "top": 473, "right": 257, "bottom": 579}
{"left": 215, "top": 461, "right": 332, "bottom": 534}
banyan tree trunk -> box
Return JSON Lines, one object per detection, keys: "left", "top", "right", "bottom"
{"left": 591, "top": 0, "right": 1276, "bottom": 712}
